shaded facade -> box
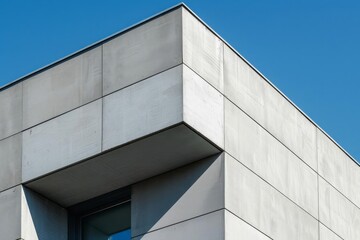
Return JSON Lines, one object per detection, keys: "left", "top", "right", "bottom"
{"left": 0, "top": 4, "right": 359, "bottom": 240}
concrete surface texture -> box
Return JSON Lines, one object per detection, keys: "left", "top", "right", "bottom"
{"left": 0, "top": 4, "right": 358, "bottom": 240}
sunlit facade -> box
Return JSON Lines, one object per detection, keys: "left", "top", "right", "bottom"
{"left": 0, "top": 4, "right": 358, "bottom": 240}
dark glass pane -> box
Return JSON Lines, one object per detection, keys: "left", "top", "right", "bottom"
{"left": 82, "top": 201, "right": 131, "bottom": 240}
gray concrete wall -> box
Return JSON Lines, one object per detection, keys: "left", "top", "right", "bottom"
{"left": 0, "top": 133, "right": 21, "bottom": 191}
{"left": 182, "top": 7, "right": 359, "bottom": 240}
{"left": 0, "top": 7, "right": 225, "bottom": 239}
{"left": 0, "top": 4, "right": 359, "bottom": 240}
{"left": 0, "top": 186, "right": 67, "bottom": 240}
{"left": 225, "top": 154, "right": 318, "bottom": 240}
{"left": 20, "top": 63, "right": 223, "bottom": 184}
{"left": 132, "top": 154, "right": 224, "bottom": 238}
{"left": 21, "top": 187, "right": 68, "bottom": 240}
{"left": 0, "top": 186, "right": 21, "bottom": 240}
{"left": 22, "top": 47, "right": 102, "bottom": 130}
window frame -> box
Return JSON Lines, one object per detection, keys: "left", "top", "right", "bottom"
{"left": 68, "top": 186, "right": 131, "bottom": 240}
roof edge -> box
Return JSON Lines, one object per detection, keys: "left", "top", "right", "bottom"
{"left": 0, "top": 2, "right": 185, "bottom": 91}
{"left": 181, "top": 3, "right": 359, "bottom": 167}
{"left": 2, "top": 2, "right": 358, "bottom": 166}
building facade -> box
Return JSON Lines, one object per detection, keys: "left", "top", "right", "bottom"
{"left": 0, "top": 4, "right": 359, "bottom": 240}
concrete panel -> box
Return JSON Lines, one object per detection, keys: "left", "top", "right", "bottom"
{"left": 23, "top": 47, "right": 102, "bottom": 129}
{"left": 225, "top": 100, "right": 318, "bottom": 217}
{"left": 225, "top": 211, "right": 270, "bottom": 240}
{"left": 132, "top": 154, "right": 224, "bottom": 237}
{"left": 319, "top": 224, "right": 342, "bottom": 240}
{"left": 183, "top": 65, "right": 224, "bottom": 148}
{"left": 224, "top": 46, "right": 317, "bottom": 171}
{"left": 0, "top": 133, "right": 22, "bottom": 191}
{"left": 0, "top": 83, "right": 22, "bottom": 140}
{"left": 26, "top": 124, "right": 220, "bottom": 206}
{"left": 103, "top": 8, "right": 182, "bottom": 95}
{"left": 133, "top": 210, "right": 224, "bottom": 240}
{"left": 319, "top": 177, "right": 360, "bottom": 240}
{"left": 183, "top": 8, "right": 224, "bottom": 92}
{"left": 225, "top": 154, "right": 318, "bottom": 240}
{"left": 103, "top": 66, "right": 183, "bottom": 151}
{"left": 21, "top": 187, "right": 67, "bottom": 240}
{"left": 0, "top": 186, "right": 21, "bottom": 240}
{"left": 22, "top": 100, "right": 102, "bottom": 182}
{"left": 318, "top": 129, "right": 360, "bottom": 208}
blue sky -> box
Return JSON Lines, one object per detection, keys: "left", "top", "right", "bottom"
{"left": 1, "top": 0, "right": 359, "bottom": 162}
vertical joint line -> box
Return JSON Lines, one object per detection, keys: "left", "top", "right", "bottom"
{"left": 101, "top": 44, "right": 104, "bottom": 152}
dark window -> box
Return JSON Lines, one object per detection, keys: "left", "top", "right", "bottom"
{"left": 68, "top": 187, "right": 131, "bottom": 240}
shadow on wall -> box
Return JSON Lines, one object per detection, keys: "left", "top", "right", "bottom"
{"left": 132, "top": 153, "right": 224, "bottom": 238}
{"left": 22, "top": 187, "right": 67, "bottom": 240}
{"left": 21, "top": 153, "right": 224, "bottom": 239}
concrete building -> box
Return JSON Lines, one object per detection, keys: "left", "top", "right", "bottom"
{"left": 0, "top": 3, "right": 359, "bottom": 240}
